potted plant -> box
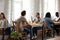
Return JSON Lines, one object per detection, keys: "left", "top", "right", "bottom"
{"left": 10, "top": 31, "right": 23, "bottom": 40}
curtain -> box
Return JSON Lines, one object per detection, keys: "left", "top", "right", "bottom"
{"left": 8, "top": 0, "right": 58, "bottom": 22}
{"left": 43, "top": 0, "right": 58, "bottom": 18}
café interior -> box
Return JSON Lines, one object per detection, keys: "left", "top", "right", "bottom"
{"left": 0, "top": 0, "right": 60, "bottom": 40}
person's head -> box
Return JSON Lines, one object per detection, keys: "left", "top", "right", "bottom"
{"left": 55, "top": 12, "right": 59, "bottom": 17}
{"left": 1, "top": 12, "right": 6, "bottom": 19}
{"left": 45, "top": 12, "right": 51, "bottom": 18}
{"left": 36, "top": 12, "right": 40, "bottom": 18}
{"left": 21, "top": 10, "right": 26, "bottom": 16}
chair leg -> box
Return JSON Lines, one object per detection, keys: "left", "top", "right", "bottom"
{"left": 53, "top": 30, "right": 55, "bottom": 37}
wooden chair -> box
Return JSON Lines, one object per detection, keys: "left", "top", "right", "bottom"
{"left": 9, "top": 21, "right": 27, "bottom": 40}
{"left": 43, "top": 21, "right": 54, "bottom": 38}
{"left": 12, "top": 21, "right": 27, "bottom": 35}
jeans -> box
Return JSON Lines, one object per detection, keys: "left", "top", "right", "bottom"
{"left": 33, "top": 26, "right": 42, "bottom": 36}
{"left": 23, "top": 25, "right": 33, "bottom": 37}
{"left": 5, "top": 27, "right": 11, "bottom": 35}
{"left": 54, "top": 25, "right": 60, "bottom": 35}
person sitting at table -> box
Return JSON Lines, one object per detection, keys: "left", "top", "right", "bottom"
{"left": 45, "top": 12, "right": 55, "bottom": 36}
{"left": 0, "top": 12, "right": 11, "bottom": 37}
{"left": 1, "top": 12, "right": 11, "bottom": 27}
{"left": 15, "top": 10, "right": 33, "bottom": 38}
{"left": 54, "top": 12, "right": 60, "bottom": 22}
{"left": 45, "top": 12, "right": 54, "bottom": 29}
{"left": 54, "top": 12, "right": 60, "bottom": 35}
{"left": 0, "top": 13, "right": 8, "bottom": 27}
{"left": 32, "top": 12, "right": 43, "bottom": 38}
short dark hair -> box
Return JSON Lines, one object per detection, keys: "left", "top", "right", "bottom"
{"left": 21, "top": 10, "right": 26, "bottom": 16}
{"left": 45, "top": 12, "right": 51, "bottom": 18}
{"left": 36, "top": 12, "right": 40, "bottom": 15}
{"left": 55, "top": 12, "right": 59, "bottom": 17}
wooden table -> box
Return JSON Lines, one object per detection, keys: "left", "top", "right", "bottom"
{"left": 54, "top": 22, "right": 60, "bottom": 25}
{"left": 29, "top": 22, "right": 43, "bottom": 28}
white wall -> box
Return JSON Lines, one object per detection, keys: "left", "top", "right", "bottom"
{"left": 58, "top": 0, "right": 60, "bottom": 17}
{"left": 4, "top": 0, "right": 9, "bottom": 18}
{"left": 0, "top": 0, "right": 9, "bottom": 19}
{"left": 0, "top": 0, "right": 4, "bottom": 12}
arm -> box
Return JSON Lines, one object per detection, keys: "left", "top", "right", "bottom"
{"left": 57, "top": 18, "right": 60, "bottom": 21}
{"left": 4, "top": 19, "right": 8, "bottom": 28}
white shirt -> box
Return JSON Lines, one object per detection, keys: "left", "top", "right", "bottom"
{"left": 51, "top": 16, "right": 60, "bottom": 21}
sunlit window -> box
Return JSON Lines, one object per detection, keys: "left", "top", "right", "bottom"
{"left": 43, "top": 0, "right": 58, "bottom": 18}
{"left": 9, "top": 0, "right": 58, "bottom": 21}
{"left": 11, "top": 0, "right": 32, "bottom": 21}
{"left": 12, "top": 0, "right": 22, "bottom": 21}
{"left": 22, "top": 0, "right": 32, "bottom": 21}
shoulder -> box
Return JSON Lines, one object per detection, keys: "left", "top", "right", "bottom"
{"left": 16, "top": 16, "right": 26, "bottom": 22}
{"left": 45, "top": 17, "right": 51, "bottom": 20}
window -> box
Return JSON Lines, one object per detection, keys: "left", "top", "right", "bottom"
{"left": 8, "top": 0, "right": 58, "bottom": 22}
{"left": 43, "top": 0, "right": 58, "bottom": 18}
{"left": 12, "top": 0, "right": 23, "bottom": 21}
{"left": 22, "top": 0, "right": 32, "bottom": 21}
{"left": 9, "top": 0, "right": 32, "bottom": 21}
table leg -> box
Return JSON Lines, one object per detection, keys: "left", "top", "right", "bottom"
{"left": 42, "top": 27, "right": 44, "bottom": 40}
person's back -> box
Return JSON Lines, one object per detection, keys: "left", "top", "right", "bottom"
{"left": 45, "top": 12, "right": 53, "bottom": 28}
{"left": 15, "top": 10, "right": 29, "bottom": 33}
{"left": 45, "top": 17, "right": 53, "bottom": 28}
{"left": 16, "top": 16, "right": 27, "bottom": 31}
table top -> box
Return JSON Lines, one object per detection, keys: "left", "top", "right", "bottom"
{"left": 54, "top": 22, "right": 60, "bottom": 25}
{"left": 29, "top": 22, "right": 43, "bottom": 28}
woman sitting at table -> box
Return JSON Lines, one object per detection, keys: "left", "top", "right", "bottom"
{"left": 0, "top": 13, "right": 8, "bottom": 27}
{"left": 0, "top": 12, "right": 11, "bottom": 35}
{"left": 45, "top": 12, "right": 54, "bottom": 28}
{"left": 32, "top": 12, "right": 43, "bottom": 38}
{"left": 45, "top": 12, "right": 55, "bottom": 36}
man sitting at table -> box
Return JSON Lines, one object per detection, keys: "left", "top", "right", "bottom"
{"left": 54, "top": 12, "right": 60, "bottom": 22}
{"left": 54, "top": 12, "right": 60, "bottom": 35}
{"left": 15, "top": 10, "right": 33, "bottom": 38}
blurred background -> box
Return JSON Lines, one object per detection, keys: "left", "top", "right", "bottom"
{"left": 0, "top": 0, "right": 59, "bottom": 22}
